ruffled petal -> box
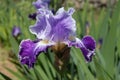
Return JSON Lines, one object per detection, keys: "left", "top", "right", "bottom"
{"left": 55, "top": 7, "right": 75, "bottom": 19}
{"left": 29, "top": 10, "right": 52, "bottom": 39}
{"left": 48, "top": 7, "right": 76, "bottom": 42}
{"left": 68, "top": 36, "right": 96, "bottom": 62}
{"left": 18, "top": 39, "right": 53, "bottom": 68}
{"left": 29, "top": 7, "right": 76, "bottom": 43}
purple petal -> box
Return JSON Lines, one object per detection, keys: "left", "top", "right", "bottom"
{"left": 18, "top": 39, "right": 53, "bottom": 68}
{"left": 55, "top": 7, "right": 75, "bottom": 18}
{"left": 29, "top": 10, "right": 52, "bottom": 39}
{"left": 30, "top": 7, "right": 76, "bottom": 43}
{"left": 19, "top": 39, "right": 36, "bottom": 68}
{"left": 12, "top": 26, "right": 21, "bottom": 37}
{"left": 82, "top": 35, "right": 96, "bottom": 51}
{"left": 80, "top": 47, "right": 94, "bottom": 62}
{"left": 48, "top": 8, "right": 76, "bottom": 42}
{"left": 68, "top": 36, "right": 96, "bottom": 62}
{"left": 33, "top": 0, "right": 50, "bottom": 9}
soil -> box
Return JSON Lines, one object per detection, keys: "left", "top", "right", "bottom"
{"left": 0, "top": 46, "right": 17, "bottom": 80}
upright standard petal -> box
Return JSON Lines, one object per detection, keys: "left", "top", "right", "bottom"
{"left": 33, "top": 0, "right": 50, "bottom": 9}
{"left": 29, "top": 12, "right": 51, "bottom": 40}
{"left": 30, "top": 8, "right": 76, "bottom": 43}
{"left": 69, "top": 36, "right": 96, "bottom": 62}
{"left": 48, "top": 8, "right": 76, "bottom": 42}
{"left": 18, "top": 39, "right": 53, "bottom": 68}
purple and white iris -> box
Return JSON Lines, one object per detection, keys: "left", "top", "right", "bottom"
{"left": 19, "top": 7, "right": 96, "bottom": 68}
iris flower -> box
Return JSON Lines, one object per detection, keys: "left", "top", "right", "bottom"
{"left": 18, "top": 7, "right": 96, "bottom": 68}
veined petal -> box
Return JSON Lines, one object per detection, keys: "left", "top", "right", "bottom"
{"left": 48, "top": 7, "right": 76, "bottom": 42}
{"left": 29, "top": 7, "right": 76, "bottom": 43}
{"left": 68, "top": 36, "right": 96, "bottom": 62}
{"left": 29, "top": 12, "right": 51, "bottom": 39}
{"left": 18, "top": 39, "right": 37, "bottom": 68}
{"left": 37, "top": 8, "right": 53, "bottom": 17}
{"left": 18, "top": 39, "right": 53, "bottom": 68}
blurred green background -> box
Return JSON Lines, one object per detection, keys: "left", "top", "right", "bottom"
{"left": 0, "top": 0, "right": 120, "bottom": 80}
